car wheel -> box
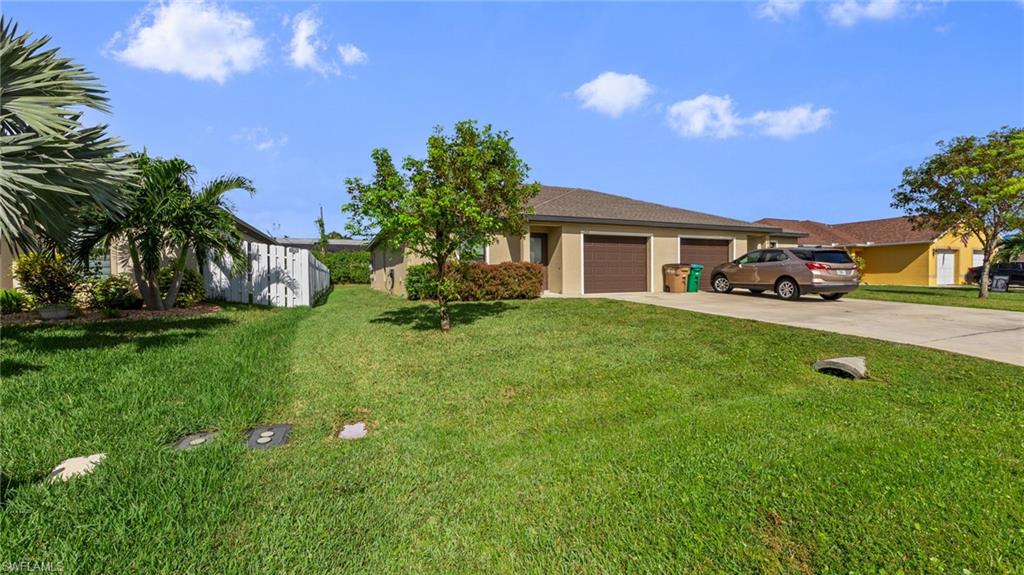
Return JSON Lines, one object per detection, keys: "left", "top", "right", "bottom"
{"left": 820, "top": 293, "right": 844, "bottom": 301}
{"left": 712, "top": 274, "right": 733, "bottom": 293}
{"left": 749, "top": 289, "right": 765, "bottom": 294}
{"left": 775, "top": 278, "right": 800, "bottom": 300}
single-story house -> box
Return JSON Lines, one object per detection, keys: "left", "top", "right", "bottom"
{"left": 1, "top": 215, "right": 274, "bottom": 290}
{"left": 755, "top": 216, "right": 985, "bottom": 286}
{"left": 370, "top": 185, "right": 805, "bottom": 296}
{"left": 277, "top": 238, "right": 368, "bottom": 253}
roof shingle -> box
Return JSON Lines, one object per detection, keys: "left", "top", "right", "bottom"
{"left": 531, "top": 186, "right": 779, "bottom": 232}
{"left": 754, "top": 216, "right": 946, "bottom": 246}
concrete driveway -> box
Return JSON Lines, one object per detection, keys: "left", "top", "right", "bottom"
{"left": 600, "top": 291, "right": 1024, "bottom": 366}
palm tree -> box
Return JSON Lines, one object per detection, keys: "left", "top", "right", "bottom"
{"left": 162, "top": 174, "right": 255, "bottom": 309}
{"left": 77, "top": 154, "right": 254, "bottom": 309}
{"left": 995, "top": 234, "right": 1024, "bottom": 263}
{"left": 0, "top": 18, "right": 135, "bottom": 252}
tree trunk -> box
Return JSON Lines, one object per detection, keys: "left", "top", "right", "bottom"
{"left": 128, "top": 242, "right": 161, "bottom": 310}
{"left": 162, "top": 248, "right": 189, "bottom": 309}
{"left": 979, "top": 251, "right": 992, "bottom": 299}
{"left": 145, "top": 270, "right": 164, "bottom": 310}
{"left": 436, "top": 258, "right": 450, "bottom": 332}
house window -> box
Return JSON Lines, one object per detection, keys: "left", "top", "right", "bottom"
{"left": 87, "top": 252, "right": 111, "bottom": 278}
{"left": 769, "top": 241, "right": 778, "bottom": 248}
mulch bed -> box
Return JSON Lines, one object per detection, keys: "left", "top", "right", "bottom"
{"left": 1, "top": 304, "right": 222, "bottom": 327}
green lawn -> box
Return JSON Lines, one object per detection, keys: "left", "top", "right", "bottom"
{"left": 847, "top": 284, "right": 1024, "bottom": 312}
{"left": 2, "top": 287, "right": 1022, "bottom": 573}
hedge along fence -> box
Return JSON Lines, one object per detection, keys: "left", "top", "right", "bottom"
{"left": 406, "top": 261, "right": 544, "bottom": 301}
{"left": 318, "top": 250, "right": 370, "bottom": 284}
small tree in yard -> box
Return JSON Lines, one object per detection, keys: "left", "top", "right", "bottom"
{"left": 343, "top": 120, "right": 540, "bottom": 331}
{"left": 892, "top": 127, "right": 1023, "bottom": 298}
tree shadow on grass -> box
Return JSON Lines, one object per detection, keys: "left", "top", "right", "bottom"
{"left": 0, "top": 471, "right": 47, "bottom": 507}
{"left": 1, "top": 316, "right": 233, "bottom": 354}
{"left": 0, "top": 359, "right": 44, "bottom": 378}
{"left": 371, "top": 301, "right": 518, "bottom": 331}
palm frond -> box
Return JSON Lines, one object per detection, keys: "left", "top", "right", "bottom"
{"left": 0, "top": 17, "right": 134, "bottom": 252}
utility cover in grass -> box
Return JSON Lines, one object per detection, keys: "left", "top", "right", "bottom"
{"left": 813, "top": 356, "right": 868, "bottom": 379}
{"left": 338, "top": 422, "right": 367, "bottom": 440}
{"left": 48, "top": 453, "right": 105, "bottom": 482}
{"left": 245, "top": 425, "right": 292, "bottom": 449}
{"left": 172, "top": 432, "right": 218, "bottom": 451}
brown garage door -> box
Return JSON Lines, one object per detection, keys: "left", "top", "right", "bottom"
{"left": 680, "top": 239, "right": 730, "bottom": 290}
{"left": 584, "top": 235, "right": 648, "bottom": 293}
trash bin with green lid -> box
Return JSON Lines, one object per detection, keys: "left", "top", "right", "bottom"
{"left": 686, "top": 264, "right": 704, "bottom": 292}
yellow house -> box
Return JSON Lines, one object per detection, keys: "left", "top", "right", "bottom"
{"left": 756, "top": 217, "right": 985, "bottom": 286}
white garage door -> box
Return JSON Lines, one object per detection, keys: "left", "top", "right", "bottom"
{"left": 936, "top": 250, "right": 956, "bottom": 285}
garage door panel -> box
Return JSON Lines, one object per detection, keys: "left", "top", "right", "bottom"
{"left": 584, "top": 235, "right": 648, "bottom": 293}
{"left": 680, "top": 239, "right": 730, "bottom": 290}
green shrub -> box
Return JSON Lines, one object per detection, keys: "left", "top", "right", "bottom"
{"left": 319, "top": 251, "right": 370, "bottom": 284}
{"left": 405, "top": 263, "right": 438, "bottom": 301}
{"left": 89, "top": 274, "right": 142, "bottom": 310}
{"left": 158, "top": 267, "right": 206, "bottom": 307}
{"left": 406, "top": 261, "right": 543, "bottom": 301}
{"left": 0, "top": 289, "right": 30, "bottom": 314}
{"left": 12, "top": 252, "right": 79, "bottom": 305}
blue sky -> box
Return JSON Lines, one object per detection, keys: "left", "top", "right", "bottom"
{"left": 9, "top": 1, "right": 1024, "bottom": 238}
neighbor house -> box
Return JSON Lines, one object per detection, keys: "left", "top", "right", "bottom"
{"left": 370, "top": 185, "right": 804, "bottom": 296}
{"left": 755, "top": 216, "right": 984, "bottom": 286}
{"left": 0, "top": 215, "right": 274, "bottom": 290}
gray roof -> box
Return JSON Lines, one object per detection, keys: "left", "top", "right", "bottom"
{"left": 232, "top": 215, "right": 275, "bottom": 244}
{"left": 528, "top": 186, "right": 786, "bottom": 233}
{"left": 277, "top": 238, "right": 368, "bottom": 248}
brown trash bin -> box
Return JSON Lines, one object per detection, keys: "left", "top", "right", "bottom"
{"left": 663, "top": 264, "right": 690, "bottom": 293}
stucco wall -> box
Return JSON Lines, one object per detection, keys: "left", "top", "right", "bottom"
{"left": 370, "top": 245, "right": 427, "bottom": 296}
{"left": 851, "top": 244, "right": 930, "bottom": 286}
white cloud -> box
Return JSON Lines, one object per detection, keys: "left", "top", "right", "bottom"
{"left": 110, "top": 0, "right": 264, "bottom": 84}
{"left": 665, "top": 95, "right": 831, "bottom": 139}
{"left": 757, "top": 0, "right": 804, "bottom": 21}
{"left": 338, "top": 43, "right": 368, "bottom": 65}
{"left": 233, "top": 128, "right": 289, "bottom": 152}
{"left": 825, "top": 0, "right": 906, "bottom": 26}
{"left": 289, "top": 9, "right": 338, "bottom": 76}
{"left": 666, "top": 94, "right": 742, "bottom": 139}
{"left": 749, "top": 104, "right": 832, "bottom": 139}
{"left": 574, "top": 72, "right": 653, "bottom": 118}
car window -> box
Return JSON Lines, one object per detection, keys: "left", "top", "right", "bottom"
{"left": 736, "top": 251, "right": 762, "bottom": 264}
{"left": 792, "top": 249, "right": 853, "bottom": 264}
{"left": 761, "top": 250, "right": 788, "bottom": 263}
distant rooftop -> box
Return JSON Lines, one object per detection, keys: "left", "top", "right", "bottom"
{"left": 755, "top": 216, "right": 946, "bottom": 246}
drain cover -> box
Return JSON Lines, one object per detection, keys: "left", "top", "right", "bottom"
{"left": 173, "top": 431, "right": 218, "bottom": 451}
{"left": 337, "top": 422, "right": 368, "bottom": 440}
{"left": 47, "top": 453, "right": 106, "bottom": 482}
{"left": 246, "top": 425, "right": 292, "bottom": 449}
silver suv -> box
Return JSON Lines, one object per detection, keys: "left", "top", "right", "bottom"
{"left": 709, "top": 248, "right": 860, "bottom": 301}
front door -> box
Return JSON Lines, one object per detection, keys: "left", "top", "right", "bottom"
{"left": 530, "top": 233, "right": 549, "bottom": 291}
{"left": 935, "top": 250, "right": 956, "bottom": 285}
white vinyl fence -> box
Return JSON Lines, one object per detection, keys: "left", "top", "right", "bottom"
{"left": 203, "top": 241, "right": 331, "bottom": 307}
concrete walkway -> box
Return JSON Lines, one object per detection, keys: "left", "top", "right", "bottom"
{"left": 598, "top": 291, "right": 1024, "bottom": 366}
